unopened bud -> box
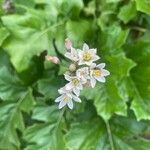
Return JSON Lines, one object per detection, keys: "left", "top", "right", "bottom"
{"left": 83, "top": 80, "right": 91, "bottom": 88}
{"left": 46, "top": 55, "right": 60, "bottom": 64}
{"left": 65, "top": 38, "right": 72, "bottom": 50}
{"left": 69, "top": 63, "right": 76, "bottom": 72}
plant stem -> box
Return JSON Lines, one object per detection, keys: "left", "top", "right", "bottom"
{"left": 105, "top": 120, "right": 115, "bottom": 150}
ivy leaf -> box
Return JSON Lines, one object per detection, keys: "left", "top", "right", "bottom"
{"left": 99, "top": 25, "right": 129, "bottom": 52}
{"left": 23, "top": 123, "right": 66, "bottom": 150}
{"left": 126, "top": 41, "right": 150, "bottom": 120}
{"left": 1, "top": 10, "right": 50, "bottom": 72}
{"left": 118, "top": 1, "right": 137, "bottom": 24}
{"left": 0, "top": 27, "right": 9, "bottom": 46}
{"left": 66, "top": 116, "right": 150, "bottom": 150}
{"left": 36, "top": 76, "right": 64, "bottom": 99}
{"left": 81, "top": 53, "right": 136, "bottom": 121}
{"left": 19, "top": 88, "right": 36, "bottom": 113}
{"left": 135, "top": 0, "right": 150, "bottom": 14}
{"left": 32, "top": 104, "right": 59, "bottom": 122}
{"left": 0, "top": 67, "right": 27, "bottom": 101}
{"left": 66, "top": 19, "right": 94, "bottom": 46}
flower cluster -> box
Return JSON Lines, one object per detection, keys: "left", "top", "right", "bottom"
{"left": 55, "top": 39, "right": 110, "bottom": 109}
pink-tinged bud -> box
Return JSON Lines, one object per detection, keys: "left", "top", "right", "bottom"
{"left": 65, "top": 38, "right": 72, "bottom": 50}
{"left": 83, "top": 80, "right": 91, "bottom": 88}
{"left": 46, "top": 55, "right": 60, "bottom": 64}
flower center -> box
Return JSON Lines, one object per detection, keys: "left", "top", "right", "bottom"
{"left": 72, "top": 78, "right": 79, "bottom": 86}
{"left": 83, "top": 52, "right": 92, "bottom": 61}
{"left": 64, "top": 95, "right": 69, "bottom": 102}
{"left": 93, "top": 69, "right": 102, "bottom": 77}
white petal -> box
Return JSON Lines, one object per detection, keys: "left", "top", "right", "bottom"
{"left": 65, "top": 82, "right": 73, "bottom": 90}
{"left": 83, "top": 43, "right": 89, "bottom": 50}
{"left": 102, "top": 69, "right": 110, "bottom": 76}
{"left": 78, "top": 60, "right": 85, "bottom": 65}
{"left": 72, "top": 95, "right": 81, "bottom": 103}
{"left": 90, "top": 63, "right": 96, "bottom": 68}
{"left": 64, "top": 52, "right": 71, "bottom": 59}
{"left": 90, "top": 48, "right": 97, "bottom": 53}
{"left": 64, "top": 74, "right": 71, "bottom": 81}
{"left": 55, "top": 95, "right": 64, "bottom": 102}
{"left": 85, "top": 60, "right": 93, "bottom": 66}
{"left": 97, "top": 63, "right": 105, "bottom": 69}
{"left": 58, "top": 87, "right": 66, "bottom": 94}
{"left": 67, "top": 99, "right": 73, "bottom": 109}
{"left": 73, "top": 88, "right": 80, "bottom": 96}
{"left": 95, "top": 76, "right": 106, "bottom": 83}
{"left": 71, "top": 47, "right": 77, "bottom": 54}
{"left": 58, "top": 99, "right": 67, "bottom": 109}
{"left": 90, "top": 78, "right": 96, "bottom": 88}
{"left": 93, "top": 55, "right": 100, "bottom": 61}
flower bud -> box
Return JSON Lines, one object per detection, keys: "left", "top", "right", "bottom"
{"left": 46, "top": 55, "right": 60, "bottom": 64}
{"left": 65, "top": 38, "right": 72, "bottom": 50}
{"left": 69, "top": 63, "right": 76, "bottom": 72}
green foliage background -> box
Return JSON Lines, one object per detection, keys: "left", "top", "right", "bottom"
{"left": 0, "top": 0, "right": 150, "bottom": 149}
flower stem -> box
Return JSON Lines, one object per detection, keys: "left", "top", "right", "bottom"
{"left": 55, "top": 107, "right": 66, "bottom": 130}
{"left": 105, "top": 120, "right": 115, "bottom": 150}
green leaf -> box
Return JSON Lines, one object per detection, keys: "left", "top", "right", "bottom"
{"left": 0, "top": 67, "right": 27, "bottom": 101}
{"left": 36, "top": 76, "right": 64, "bottom": 99}
{"left": 118, "top": 1, "right": 137, "bottom": 23}
{"left": 126, "top": 41, "right": 150, "bottom": 120}
{"left": 32, "top": 104, "right": 59, "bottom": 122}
{"left": 20, "top": 88, "right": 35, "bottom": 113}
{"left": 1, "top": 10, "right": 50, "bottom": 72}
{"left": 0, "top": 102, "right": 24, "bottom": 149}
{"left": 23, "top": 123, "right": 66, "bottom": 150}
{"left": 66, "top": 19, "right": 94, "bottom": 46}
{"left": 81, "top": 53, "right": 136, "bottom": 120}
{"left": 0, "top": 27, "right": 9, "bottom": 46}
{"left": 99, "top": 25, "right": 129, "bottom": 52}
{"left": 66, "top": 119, "right": 105, "bottom": 150}
{"left": 135, "top": 0, "right": 150, "bottom": 14}
{"left": 66, "top": 116, "right": 150, "bottom": 150}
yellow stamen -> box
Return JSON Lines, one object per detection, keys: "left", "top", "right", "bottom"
{"left": 64, "top": 95, "right": 69, "bottom": 102}
{"left": 83, "top": 52, "right": 92, "bottom": 61}
{"left": 93, "top": 69, "right": 102, "bottom": 77}
{"left": 72, "top": 78, "right": 79, "bottom": 86}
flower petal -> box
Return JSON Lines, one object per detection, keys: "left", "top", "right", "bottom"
{"left": 58, "top": 99, "right": 67, "bottom": 109}
{"left": 93, "top": 55, "right": 100, "bottom": 61}
{"left": 64, "top": 52, "right": 71, "bottom": 59}
{"left": 90, "top": 63, "right": 96, "bottom": 68}
{"left": 97, "top": 63, "right": 106, "bottom": 69}
{"left": 90, "top": 78, "right": 96, "bottom": 88}
{"left": 64, "top": 74, "right": 71, "bottom": 81}
{"left": 55, "top": 95, "right": 64, "bottom": 102}
{"left": 90, "top": 48, "right": 97, "bottom": 53}
{"left": 67, "top": 99, "right": 73, "bottom": 109}
{"left": 73, "top": 88, "right": 80, "bottom": 96}
{"left": 83, "top": 43, "right": 89, "bottom": 50}
{"left": 65, "top": 82, "right": 73, "bottom": 90}
{"left": 95, "top": 76, "right": 106, "bottom": 83}
{"left": 102, "top": 69, "right": 110, "bottom": 76}
{"left": 58, "top": 87, "right": 66, "bottom": 94}
{"left": 72, "top": 95, "right": 81, "bottom": 103}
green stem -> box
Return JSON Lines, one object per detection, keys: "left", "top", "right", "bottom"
{"left": 105, "top": 120, "right": 115, "bottom": 150}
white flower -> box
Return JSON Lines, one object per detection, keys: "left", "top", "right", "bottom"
{"left": 64, "top": 47, "right": 79, "bottom": 62}
{"left": 55, "top": 87, "right": 81, "bottom": 109}
{"left": 90, "top": 63, "right": 110, "bottom": 88}
{"left": 78, "top": 43, "right": 100, "bottom": 66}
{"left": 76, "top": 67, "right": 89, "bottom": 83}
{"left": 64, "top": 74, "right": 83, "bottom": 96}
